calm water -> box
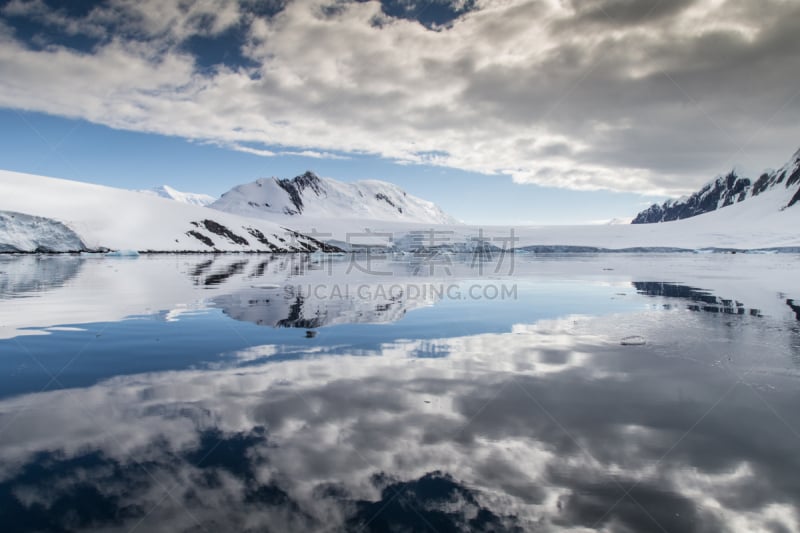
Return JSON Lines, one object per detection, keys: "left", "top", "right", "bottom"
{"left": 1, "top": 253, "right": 799, "bottom": 532}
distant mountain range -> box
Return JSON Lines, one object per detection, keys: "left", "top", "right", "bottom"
{"left": 2, "top": 162, "right": 800, "bottom": 252}
{"left": 633, "top": 147, "right": 800, "bottom": 223}
{"left": 211, "top": 171, "right": 459, "bottom": 224}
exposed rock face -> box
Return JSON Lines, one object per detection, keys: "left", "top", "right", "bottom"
{"left": 275, "top": 171, "right": 325, "bottom": 215}
{"left": 184, "top": 219, "right": 343, "bottom": 252}
{"left": 633, "top": 148, "right": 800, "bottom": 224}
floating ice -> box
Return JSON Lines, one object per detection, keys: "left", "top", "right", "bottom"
{"left": 106, "top": 250, "right": 140, "bottom": 257}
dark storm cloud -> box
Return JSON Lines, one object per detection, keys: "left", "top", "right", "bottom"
{"left": 0, "top": 0, "right": 798, "bottom": 193}
{"left": 466, "top": 0, "right": 800, "bottom": 176}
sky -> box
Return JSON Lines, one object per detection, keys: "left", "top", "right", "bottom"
{"left": 0, "top": 0, "right": 798, "bottom": 225}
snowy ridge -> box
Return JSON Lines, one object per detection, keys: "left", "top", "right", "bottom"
{"left": 210, "top": 171, "right": 459, "bottom": 224}
{"left": 137, "top": 185, "right": 216, "bottom": 207}
{"left": 633, "top": 147, "right": 800, "bottom": 223}
{"left": 0, "top": 170, "right": 339, "bottom": 253}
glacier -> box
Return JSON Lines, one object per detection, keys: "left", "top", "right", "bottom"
{"left": 0, "top": 211, "right": 87, "bottom": 253}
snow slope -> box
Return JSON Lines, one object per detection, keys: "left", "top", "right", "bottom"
{"left": 137, "top": 185, "right": 216, "bottom": 207}
{"left": 210, "top": 171, "right": 459, "bottom": 224}
{"left": 0, "top": 170, "right": 338, "bottom": 253}
{"left": 634, "top": 147, "right": 800, "bottom": 223}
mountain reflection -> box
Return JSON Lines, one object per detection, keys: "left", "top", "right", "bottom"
{"left": 214, "top": 285, "right": 431, "bottom": 329}
{"left": 632, "top": 281, "right": 763, "bottom": 316}
{"left": 0, "top": 255, "right": 83, "bottom": 298}
{"left": 194, "top": 254, "right": 479, "bottom": 329}
{"left": 788, "top": 299, "right": 800, "bottom": 321}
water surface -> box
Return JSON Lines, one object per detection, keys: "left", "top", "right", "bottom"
{"left": 1, "top": 253, "right": 799, "bottom": 532}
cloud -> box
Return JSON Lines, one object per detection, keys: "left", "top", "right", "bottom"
{"left": 0, "top": 0, "right": 798, "bottom": 194}
{"left": 567, "top": 0, "right": 699, "bottom": 25}
{"left": 277, "top": 149, "right": 350, "bottom": 159}
{"left": 227, "top": 143, "right": 277, "bottom": 157}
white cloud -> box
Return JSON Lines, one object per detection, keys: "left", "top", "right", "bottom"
{"left": 277, "top": 149, "right": 350, "bottom": 159}
{"left": 106, "top": 0, "right": 243, "bottom": 39}
{"left": 228, "top": 143, "right": 277, "bottom": 157}
{"left": 0, "top": 0, "right": 798, "bottom": 194}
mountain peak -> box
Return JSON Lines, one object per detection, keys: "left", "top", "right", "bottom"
{"left": 297, "top": 170, "right": 321, "bottom": 183}
{"left": 211, "top": 173, "right": 458, "bottom": 224}
{"left": 280, "top": 171, "right": 323, "bottom": 190}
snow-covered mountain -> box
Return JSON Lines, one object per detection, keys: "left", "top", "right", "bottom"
{"left": 137, "top": 185, "right": 216, "bottom": 207}
{"left": 2, "top": 166, "right": 800, "bottom": 253}
{"left": 633, "top": 147, "right": 800, "bottom": 223}
{"left": 210, "top": 171, "right": 459, "bottom": 224}
{"left": 0, "top": 170, "right": 339, "bottom": 253}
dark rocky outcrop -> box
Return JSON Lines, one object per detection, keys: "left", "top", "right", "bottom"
{"left": 201, "top": 220, "right": 250, "bottom": 245}
{"left": 787, "top": 299, "right": 800, "bottom": 321}
{"left": 281, "top": 228, "right": 343, "bottom": 253}
{"left": 245, "top": 227, "right": 282, "bottom": 251}
{"left": 633, "top": 172, "right": 751, "bottom": 223}
{"left": 375, "top": 193, "right": 402, "bottom": 214}
{"left": 788, "top": 187, "right": 800, "bottom": 208}
{"left": 186, "top": 230, "right": 215, "bottom": 247}
{"left": 633, "top": 147, "right": 800, "bottom": 224}
{"left": 276, "top": 171, "right": 324, "bottom": 215}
